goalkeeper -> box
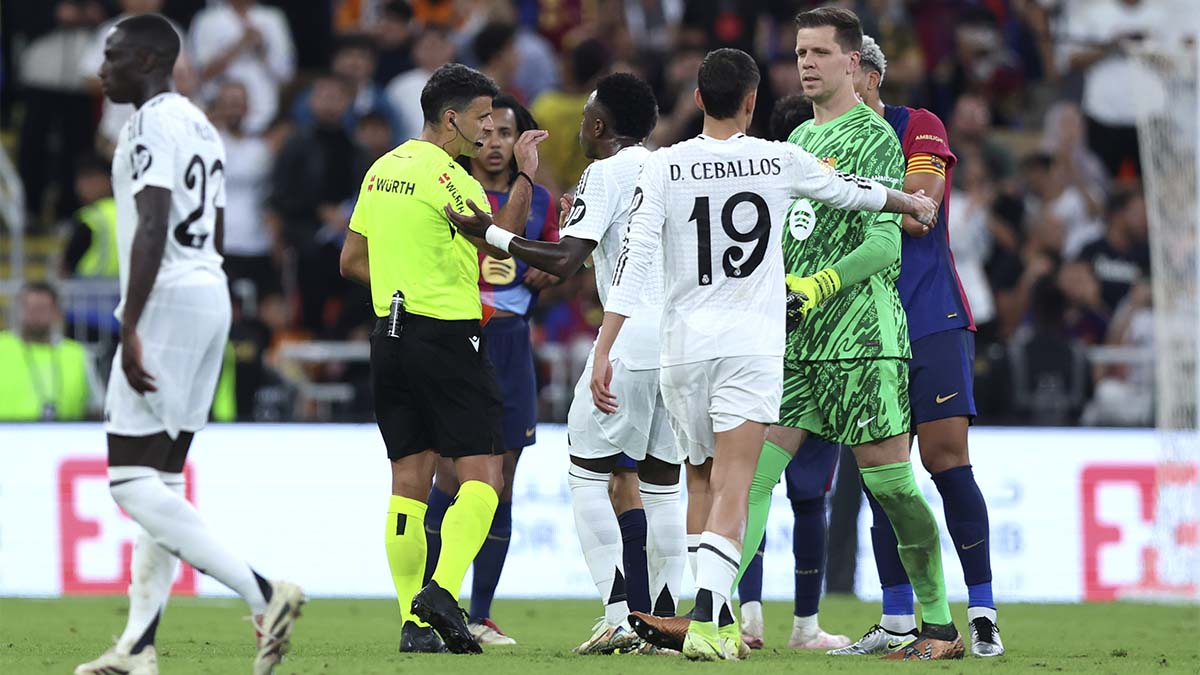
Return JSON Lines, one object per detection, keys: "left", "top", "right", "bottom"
{"left": 743, "top": 6, "right": 960, "bottom": 661}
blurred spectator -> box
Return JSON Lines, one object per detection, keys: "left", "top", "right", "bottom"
{"left": 1060, "top": 0, "right": 1172, "bottom": 179}
{"left": 15, "top": 0, "right": 105, "bottom": 223}
{"left": 1075, "top": 188, "right": 1150, "bottom": 314}
{"left": 0, "top": 283, "right": 97, "bottom": 421}
{"left": 60, "top": 155, "right": 117, "bottom": 279}
{"left": 190, "top": 0, "right": 295, "bottom": 134}
{"left": 210, "top": 80, "right": 279, "bottom": 300}
{"left": 293, "top": 34, "right": 403, "bottom": 140}
{"left": 947, "top": 152, "right": 997, "bottom": 334}
{"left": 1020, "top": 151, "right": 1102, "bottom": 260}
{"left": 649, "top": 46, "right": 704, "bottom": 148}
{"left": 385, "top": 26, "right": 456, "bottom": 141}
{"left": 473, "top": 22, "right": 525, "bottom": 101}
{"left": 370, "top": 1, "right": 415, "bottom": 85}
{"left": 530, "top": 38, "right": 611, "bottom": 196}
{"left": 622, "top": 0, "right": 684, "bottom": 54}
{"left": 455, "top": 1, "right": 559, "bottom": 101}
{"left": 80, "top": 0, "right": 194, "bottom": 158}
{"left": 948, "top": 93, "right": 1014, "bottom": 191}
{"left": 355, "top": 112, "right": 397, "bottom": 168}
{"left": 1040, "top": 101, "right": 1108, "bottom": 198}
{"left": 268, "top": 73, "right": 364, "bottom": 335}
{"left": 1007, "top": 276, "right": 1090, "bottom": 425}
{"left": 1056, "top": 260, "right": 1109, "bottom": 345}
{"left": 1082, "top": 280, "right": 1154, "bottom": 426}
{"left": 944, "top": 6, "right": 1025, "bottom": 124}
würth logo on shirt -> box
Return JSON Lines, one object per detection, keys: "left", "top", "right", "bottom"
{"left": 438, "top": 172, "right": 451, "bottom": 185}
{"left": 367, "top": 174, "right": 376, "bottom": 191}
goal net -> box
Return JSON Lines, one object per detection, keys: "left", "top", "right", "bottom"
{"left": 1134, "top": 43, "right": 1200, "bottom": 602}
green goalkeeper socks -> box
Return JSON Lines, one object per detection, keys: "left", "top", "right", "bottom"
{"left": 733, "top": 440, "right": 793, "bottom": 587}
{"left": 860, "top": 462, "right": 952, "bottom": 626}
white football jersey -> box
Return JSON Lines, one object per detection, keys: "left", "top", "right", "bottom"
{"left": 561, "top": 145, "right": 663, "bottom": 370}
{"left": 111, "top": 92, "right": 227, "bottom": 318}
{"left": 606, "top": 133, "right": 888, "bottom": 367}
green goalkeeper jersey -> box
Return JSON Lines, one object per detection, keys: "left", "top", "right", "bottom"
{"left": 783, "top": 102, "right": 910, "bottom": 364}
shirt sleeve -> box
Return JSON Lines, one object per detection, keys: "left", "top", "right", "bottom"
{"left": 605, "top": 154, "right": 665, "bottom": 317}
{"left": 129, "top": 109, "right": 176, "bottom": 195}
{"left": 348, "top": 169, "right": 373, "bottom": 237}
{"left": 781, "top": 142, "right": 888, "bottom": 212}
{"left": 905, "top": 109, "right": 957, "bottom": 172}
{"left": 559, "top": 163, "right": 614, "bottom": 244}
{"left": 437, "top": 164, "right": 493, "bottom": 219}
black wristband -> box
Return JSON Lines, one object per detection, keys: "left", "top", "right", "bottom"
{"left": 516, "top": 171, "right": 534, "bottom": 189}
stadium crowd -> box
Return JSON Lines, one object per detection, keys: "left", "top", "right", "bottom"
{"left": 0, "top": 0, "right": 1189, "bottom": 425}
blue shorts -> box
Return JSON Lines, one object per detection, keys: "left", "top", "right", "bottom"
{"left": 908, "top": 328, "right": 977, "bottom": 426}
{"left": 484, "top": 316, "right": 538, "bottom": 449}
{"left": 615, "top": 453, "right": 638, "bottom": 471}
{"left": 783, "top": 437, "right": 841, "bottom": 501}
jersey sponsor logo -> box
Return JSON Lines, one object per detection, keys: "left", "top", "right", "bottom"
{"left": 935, "top": 392, "right": 959, "bottom": 404}
{"left": 788, "top": 199, "right": 817, "bottom": 242}
{"left": 368, "top": 173, "right": 416, "bottom": 195}
{"left": 915, "top": 134, "right": 945, "bottom": 144}
{"left": 481, "top": 255, "right": 517, "bottom": 285}
{"left": 564, "top": 197, "right": 586, "bottom": 229}
{"left": 668, "top": 157, "right": 783, "bottom": 181}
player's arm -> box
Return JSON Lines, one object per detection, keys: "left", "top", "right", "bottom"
{"left": 445, "top": 200, "right": 597, "bottom": 277}
{"left": 784, "top": 143, "right": 937, "bottom": 224}
{"left": 491, "top": 129, "right": 549, "bottom": 234}
{"left": 900, "top": 111, "right": 956, "bottom": 238}
{"left": 592, "top": 159, "right": 666, "bottom": 413}
{"left": 214, "top": 207, "right": 225, "bottom": 256}
{"left": 120, "top": 186, "right": 172, "bottom": 393}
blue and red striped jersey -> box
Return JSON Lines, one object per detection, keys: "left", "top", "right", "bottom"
{"left": 478, "top": 184, "right": 558, "bottom": 316}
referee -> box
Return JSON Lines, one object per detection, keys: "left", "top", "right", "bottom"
{"left": 339, "top": 63, "right": 547, "bottom": 655}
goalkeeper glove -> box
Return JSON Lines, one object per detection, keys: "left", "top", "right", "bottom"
{"left": 785, "top": 268, "right": 842, "bottom": 323}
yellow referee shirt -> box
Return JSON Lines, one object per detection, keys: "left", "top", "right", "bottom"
{"left": 349, "top": 140, "right": 492, "bottom": 321}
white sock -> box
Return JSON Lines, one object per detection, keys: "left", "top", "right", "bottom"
{"left": 639, "top": 479, "right": 685, "bottom": 616}
{"left": 792, "top": 613, "right": 819, "bottom": 641}
{"left": 109, "top": 466, "right": 269, "bottom": 614}
{"left": 686, "top": 533, "right": 702, "bottom": 581}
{"left": 568, "top": 464, "right": 628, "bottom": 626}
{"left": 694, "top": 531, "right": 740, "bottom": 624}
{"left": 967, "top": 606, "right": 998, "bottom": 623}
{"left": 880, "top": 613, "right": 918, "bottom": 634}
{"left": 115, "top": 473, "right": 183, "bottom": 655}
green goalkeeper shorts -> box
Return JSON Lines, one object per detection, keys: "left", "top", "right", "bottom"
{"left": 779, "top": 358, "right": 910, "bottom": 446}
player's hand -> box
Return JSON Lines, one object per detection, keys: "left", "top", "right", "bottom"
{"left": 524, "top": 267, "right": 559, "bottom": 290}
{"left": 590, "top": 355, "right": 617, "bottom": 414}
{"left": 908, "top": 189, "right": 939, "bottom": 226}
{"left": 557, "top": 193, "right": 574, "bottom": 230}
{"left": 120, "top": 331, "right": 157, "bottom": 394}
{"left": 513, "top": 129, "right": 550, "bottom": 176}
{"left": 786, "top": 290, "right": 805, "bottom": 331}
{"left": 443, "top": 199, "right": 493, "bottom": 238}
{"left": 785, "top": 268, "right": 841, "bottom": 319}
{"left": 901, "top": 214, "right": 932, "bottom": 238}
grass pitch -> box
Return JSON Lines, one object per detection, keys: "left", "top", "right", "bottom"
{"left": 1, "top": 595, "right": 1196, "bottom": 674}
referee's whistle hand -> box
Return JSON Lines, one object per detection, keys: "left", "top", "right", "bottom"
{"left": 590, "top": 357, "right": 618, "bottom": 414}
{"left": 443, "top": 200, "right": 492, "bottom": 238}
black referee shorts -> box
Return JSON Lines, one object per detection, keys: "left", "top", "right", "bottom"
{"left": 370, "top": 314, "right": 504, "bottom": 460}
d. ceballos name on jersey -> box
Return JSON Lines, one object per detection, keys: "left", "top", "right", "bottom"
{"left": 670, "top": 157, "right": 783, "bottom": 181}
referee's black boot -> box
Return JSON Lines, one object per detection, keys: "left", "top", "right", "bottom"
{"left": 411, "top": 581, "right": 482, "bottom": 654}
{"left": 400, "top": 620, "right": 448, "bottom": 653}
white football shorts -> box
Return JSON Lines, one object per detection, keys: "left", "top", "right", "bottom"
{"left": 568, "top": 357, "right": 681, "bottom": 464}
{"left": 660, "top": 355, "right": 782, "bottom": 465}
{"left": 105, "top": 281, "right": 231, "bottom": 439}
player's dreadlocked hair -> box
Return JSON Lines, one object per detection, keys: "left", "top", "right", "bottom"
{"left": 593, "top": 72, "right": 658, "bottom": 141}
{"left": 697, "top": 48, "right": 760, "bottom": 120}
{"left": 494, "top": 93, "right": 538, "bottom": 179}
{"left": 420, "top": 63, "right": 499, "bottom": 126}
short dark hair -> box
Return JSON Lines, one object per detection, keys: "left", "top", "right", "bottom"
{"left": 492, "top": 93, "right": 538, "bottom": 134}
{"left": 334, "top": 33, "right": 377, "bottom": 58}
{"left": 312, "top": 70, "right": 356, "bottom": 96}
{"left": 697, "top": 48, "right": 760, "bottom": 120}
{"left": 570, "top": 38, "right": 611, "bottom": 87}
{"left": 382, "top": 0, "right": 413, "bottom": 21}
{"left": 114, "top": 13, "right": 180, "bottom": 70}
{"left": 357, "top": 111, "right": 390, "bottom": 128}
{"left": 21, "top": 281, "right": 59, "bottom": 307}
{"left": 594, "top": 72, "right": 658, "bottom": 140}
{"left": 473, "top": 22, "right": 517, "bottom": 67}
{"left": 769, "top": 95, "right": 813, "bottom": 142}
{"left": 1106, "top": 188, "right": 1140, "bottom": 220}
{"left": 794, "top": 6, "right": 863, "bottom": 54}
{"left": 421, "top": 63, "right": 499, "bottom": 126}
